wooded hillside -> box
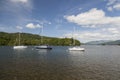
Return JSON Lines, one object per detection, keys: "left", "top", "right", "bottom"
{"left": 0, "top": 32, "right": 80, "bottom": 46}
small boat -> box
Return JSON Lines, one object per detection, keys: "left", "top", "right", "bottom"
{"left": 13, "top": 32, "right": 27, "bottom": 49}
{"left": 68, "top": 46, "right": 85, "bottom": 51}
{"left": 35, "top": 45, "right": 52, "bottom": 49}
{"left": 68, "top": 27, "right": 84, "bottom": 51}
{"left": 13, "top": 45, "right": 27, "bottom": 49}
{"left": 35, "top": 24, "right": 52, "bottom": 50}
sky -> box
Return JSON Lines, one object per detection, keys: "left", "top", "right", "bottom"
{"left": 0, "top": 0, "right": 120, "bottom": 42}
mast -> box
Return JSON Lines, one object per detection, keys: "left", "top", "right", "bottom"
{"left": 73, "top": 27, "right": 75, "bottom": 46}
{"left": 18, "top": 32, "right": 20, "bottom": 45}
{"left": 40, "top": 24, "right": 43, "bottom": 44}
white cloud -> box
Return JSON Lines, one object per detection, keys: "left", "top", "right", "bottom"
{"left": 10, "top": 0, "right": 32, "bottom": 11}
{"left": 103, "top": 27, "right": 120, "bottom": 34}
{"left": 65, "top": 8, "right": 120, "bottom": 28}
{"left": 107, "top": 7, "right": 113, "bottom": 11}
{"left": 0, "top": 26, "right": 21, "bottom": 33}
{"left": 113, "top": 3, "right": 120, "bottom": 10}
{"left": 1, "top": 0, "right": 32, "bottom": 25}
{"left": 106, "top": 0, "right": 120, "bottom": 11}
{"left": 107, "top": 0, "right": 117, "bottom": 6}
{"left": 16, "top": 26, "right": 23, "bottom": 30}
{"left": 108, "top": 28, "right": 119, "bottom": 33}
{"left": 64, "top": 30, "right": 120, "bottom": 42}
{"left": 78, "top": 8, "right": 82, "bottom": 10}
{"left": 81, "top": 32, "right": 120, "bottom": 42}
{"left": 26, "top": 23, "right": 42, "bottom": 29}
{"left": 11, "top": 0, "right": 28, "bottom": 3}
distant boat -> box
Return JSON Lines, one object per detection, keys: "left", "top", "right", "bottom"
{"left": 35, "top": 24, "right": 52, "bottom": 49}
{"left": 35, "top": 45, "right": 52, "bottom": 49}
{"left": 13, "top": 32, "right": 27, "bottom": 49}
{"left": 14, "top": 45, "right": 27, "bottom": 49}
{"left": 68, "top": 27, "right": 85, "bottom": 51}
{"left": 68, "top": 46, "right": 85, "bottom": 51}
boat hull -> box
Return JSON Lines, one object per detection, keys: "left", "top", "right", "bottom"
{"left": 35, "top": 45, "right": 52, "bottom": 50}
{"left": 13, "top": 46, "right": 27, "bottom": 49}
{"left": 68, "top": 47, "right": 85, "bottom": 51}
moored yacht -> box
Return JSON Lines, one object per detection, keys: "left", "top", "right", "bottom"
{"left": 68, "top": 46, "right": 85, "bottom": 51}
{"left": 14, "top": 45, "right": 27, "bottom": 49}
{"left": 13, "top": 32, "right": 27, "bottom": 49}
{"left": 35, "top": 24, "right": 52, "bottom": 50}
{"left": 68, "top": 27, "right": 85, "bottom": 51}
{"left": 35, "top": 45, "right": 52, "bottom": 49}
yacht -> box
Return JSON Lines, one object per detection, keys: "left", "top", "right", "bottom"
{"left": 13, "top": 45, "right": 27, "bottom": 49}
{"left": 68, "top": 27, "right": 84, "bottom": 51}
{"left": 13, "top": 32, "right": 27, "bottom": 49}
{"left": 35, "top": 24, "right": 52, "bottom": 49}
{"left": 68, "top": 46, "right": 85, "bottom": 51}
{"left": 35, "top": 45, "right": 52, "bottom": 49}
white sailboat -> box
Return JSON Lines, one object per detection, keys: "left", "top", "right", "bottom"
{"left": 35, "top": 45, "right": 52, "bottom": 49}
{"left": 13, "top": 32, "right": 27, "bottom": 49}
{"left": 69, "top": 46, "right": 85, "bottom": 51}
{"left": 68, "top": 27, "right": 85, "bottom": 51}
{"left": 35, "top": 24, "right": 52, "bottom": 49}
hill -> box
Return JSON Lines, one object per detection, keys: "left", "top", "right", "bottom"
{"left": 0, "top": 32, "right": 80, "bottom": 46}
{"left": 103, "top": 40, "right": 120, "bottom": 45}
{"left": 85, "top": 40, "right": 120, "bottom": 45}
{"left": 85, "top": 40, "right": 112, "bottom": 45}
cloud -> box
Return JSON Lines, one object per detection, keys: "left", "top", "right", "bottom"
{"left": 78, "top": 8, "right": 82, "bottom": 10}
{"left": 106, "top": 0, "right": 120, "bottom": 11}
{"left": 113, "top": 3, "right": 120, "bottom": 10}
{"left": 16, "top": 26, "right": 23, "bottom": 30}
{"left": 26, "top": 23, "right": 42, "bottom": 29}
{"left": 107, "top": 7, "right": 113, "bottom": 11}
{"left": 0, "top": 25, "right": 20, "bottom": 32}
{"left": 65, "top": 8, "right": 120, "bottom": 28}
{"left": 64, "top": 29, "right": 120, "bottom": 42}
{"left": 0, "top": 0, "right": 33, "bottom": 26}
{"left": 80, "top": 32, "right": 120, "bottom": 42}
{"left": 10, "top": 0, "right": 32, "bottom": 9}
{"left": 103, "top": 27, "right": 120, "bottom": 34}
{"left": 10, "top": 0, "right": 28, "bottom": 3}
{"left": 26, "top": 19, "right": 52, "bottom": 25}
{"left": 107, "top": 0, "right": 117, "bottom": 6}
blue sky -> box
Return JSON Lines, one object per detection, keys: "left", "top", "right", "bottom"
{"left": 0, "top": 0, "right": 120, "bottom": 42}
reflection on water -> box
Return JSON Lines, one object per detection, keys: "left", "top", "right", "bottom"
{"left": 36, "top": 49, "right": 52, "bottom": 54}
{"left": 0, "top": 46, "right": 120, "bottom": 80}
{"left": 68, "top": 50, "right": 84, "bottom": 54}
{"left": 13, "top": 48, "right": 27, "bottom": 53}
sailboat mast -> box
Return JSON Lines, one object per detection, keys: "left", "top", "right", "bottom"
{"left": 73, "top": 27, "right": 75, "bottom": 45}
{"left": 19, "top": 32, "right": 20, "bottom": 45}
{"left": 40, "top": 24, "right": 43, "bottom": 44}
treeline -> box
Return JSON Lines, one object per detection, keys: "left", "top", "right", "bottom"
{"left": 0, "top": 32, "right": 80, "bottom": 46}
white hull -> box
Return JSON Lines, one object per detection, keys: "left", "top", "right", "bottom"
{"left": 35, "top": 45, "right": 52, "bottom": 49}
{"left": 68, "top": 47, "right": 85, "bottom": 51}
{"left": 13, "top": 46, "right": 27, "bottom": 49}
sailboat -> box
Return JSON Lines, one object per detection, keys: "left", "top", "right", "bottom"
{"left": 68, "top": 46, "right": 85, "bottom": 51}
{"left": 68, "top": 27, "right": 85, "bottom": 51}
{"left": 35, "top": 24, "right": 52, "bottom": 49}
{"left": 13, "top": 32, "right": 27, "bottom": 49}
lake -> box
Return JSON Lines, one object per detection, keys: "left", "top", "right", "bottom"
{"left": 0, "top": 45, "right": 120, "bottom": 80}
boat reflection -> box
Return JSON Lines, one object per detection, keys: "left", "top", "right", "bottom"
{"left": 36, "top": 49, "right": 51, "bottom": 54}
{"left": 68, "top": 50, "right": 85, "bottom": 55}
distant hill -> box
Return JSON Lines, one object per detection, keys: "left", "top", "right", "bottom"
{"left": 85, "top": 40, "right": 112, "bottom": 45}
{"left": 0, "top": 32, "right": 80, "bottom": 46}
{"left": 103, "top": 40, "right": 120, "bottom": 45}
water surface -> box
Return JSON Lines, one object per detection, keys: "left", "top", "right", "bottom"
{"left": 0, "top": 45, "right": 120, "bottom": 80}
